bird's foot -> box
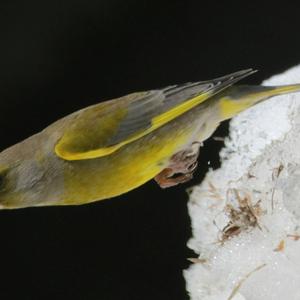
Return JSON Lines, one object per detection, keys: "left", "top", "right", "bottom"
{"left": 154, "top": 142, "right": 200, "bottom": 188}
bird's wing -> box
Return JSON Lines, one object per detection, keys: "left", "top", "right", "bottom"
{"left": 55, "top": 69, "right": 256, "bottom": 160}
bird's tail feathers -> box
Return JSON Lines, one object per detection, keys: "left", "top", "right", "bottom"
{"left": 219, "top": 83, "right": 300, "bottom": 120}
{"left": 264, "top": 83, "right": 300, "bottom": 97}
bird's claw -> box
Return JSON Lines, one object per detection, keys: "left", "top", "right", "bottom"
{"left": 154, "top": 143, "right": 200, "bottom": 188}
{"left": 154, "top": 169, "right": 194, "bottom": 188}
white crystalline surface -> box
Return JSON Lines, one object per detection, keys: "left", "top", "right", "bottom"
{"left": 184, "top": 65, "right": 300, "bottom": 300}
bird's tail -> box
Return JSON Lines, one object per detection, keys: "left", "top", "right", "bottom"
{"left": 243, "top": 83, "right": 300, "bottom": 97}
{"left": 219, "top": 83, "right": 300, "bottom": 120}
{"left": 267, "top": 83, "right": 300, "bottom": 96}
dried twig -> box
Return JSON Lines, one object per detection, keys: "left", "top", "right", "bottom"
{"left": 220, "top": 189, "right": 264, "bottom": 243}
{"left": 271, "top": 163, "right": 284, "bottom": 212}
{"left": 227, "top": 264, "right": 267, "bottom": 300}
{"left": 273, "top": 240, "right": 285, "bottom": 252}
{"left": 187, "top": 258, "right": 207, "bottom": 264}
{"left": 287, "top": 234, "right": 300, "bottom": 241}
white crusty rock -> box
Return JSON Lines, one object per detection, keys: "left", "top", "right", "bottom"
{"left": 185, "top": 65, "right": 300, "bottom": 300}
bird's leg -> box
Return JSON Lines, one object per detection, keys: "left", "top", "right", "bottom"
{"left": 154, "top": 142, "right": 201, "bottom": 188}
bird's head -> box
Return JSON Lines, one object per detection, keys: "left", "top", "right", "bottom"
{"left": 0, "top": 136, "right": 58, "bottom": 209}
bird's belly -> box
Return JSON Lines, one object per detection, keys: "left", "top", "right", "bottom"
{"left": 61, "top": 118, "right": 198, "bottom": 205}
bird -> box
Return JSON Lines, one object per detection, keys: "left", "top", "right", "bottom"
{"left": 0, "top": 68, "right": 299, "bottom": 209}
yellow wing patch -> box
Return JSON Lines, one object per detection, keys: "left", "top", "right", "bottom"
{"left": 55, "top": 92, "right": 211, "bottom": 160}
{"left": 55, "top": 105, "right": 128, "bottom": 160}
{"left": 55, "top": 69, "right": 257, "bottom": 161}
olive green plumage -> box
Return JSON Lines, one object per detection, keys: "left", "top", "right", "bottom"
{"left": 0, "top": 69, "right": 299, "bottom": 209}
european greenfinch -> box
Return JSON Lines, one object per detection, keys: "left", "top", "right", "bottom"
{"left": 0, "top": 69, "right": 300, "bottom": 209}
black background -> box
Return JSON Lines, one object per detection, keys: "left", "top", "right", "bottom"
{"left": 1, "top": 1, "right": 300, "bottom": 299}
